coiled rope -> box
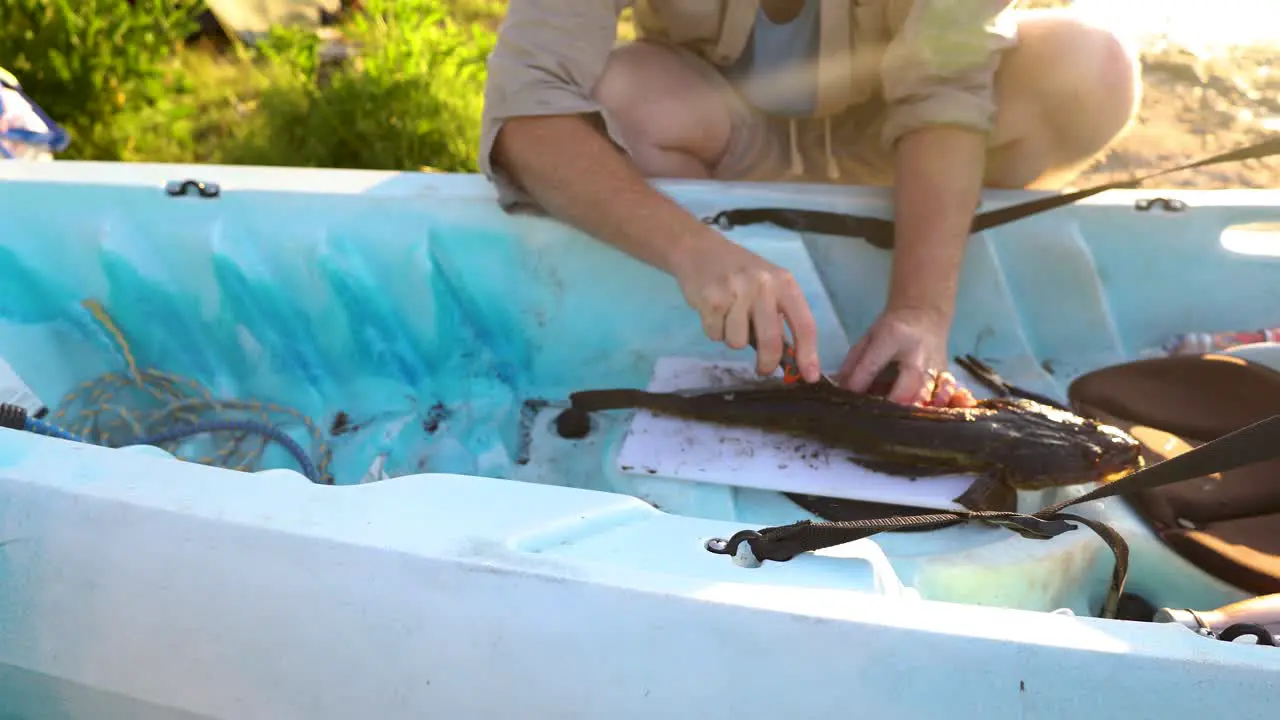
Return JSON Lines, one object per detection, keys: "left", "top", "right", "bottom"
{"left": 33, "top": 299, "right": 333, "bottom": 484}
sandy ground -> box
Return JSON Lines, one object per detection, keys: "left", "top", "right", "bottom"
{"left": 1074, "top": 41, "right": 1280, "bottom": 189}
{"left": 1012, "top": 0, "right": 1280, "bottom": 189}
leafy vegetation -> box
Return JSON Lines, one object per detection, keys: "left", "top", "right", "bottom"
{"left": 0, "top": 0, "right": 506, "bottom": 172}
{"left": 2, "top": 0, "right": 204, "bottom": 161}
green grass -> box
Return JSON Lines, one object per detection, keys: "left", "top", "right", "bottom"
{"left": 3, "top": 0, "right": 511, "bottom": 172}
{"left": 214, "top": 2, "right": 496, "bottom": 171}
{"left": 3, "top": 0, "right": 205, "bottom": 161}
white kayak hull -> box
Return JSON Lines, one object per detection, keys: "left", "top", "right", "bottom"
{"left": 0, "top": 160, "right": 1278, "bottom": 718}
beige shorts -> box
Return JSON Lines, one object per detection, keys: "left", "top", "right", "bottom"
{"left": 656, "top": 40, "right": 896, "bottom": 186}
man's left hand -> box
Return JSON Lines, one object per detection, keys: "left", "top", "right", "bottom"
{"left": 836, "top": 306, "right": 977, "bottom": 408}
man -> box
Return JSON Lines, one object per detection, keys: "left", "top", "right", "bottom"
{"left": 480, "top": 0, "right": 1140, "bottom": 407}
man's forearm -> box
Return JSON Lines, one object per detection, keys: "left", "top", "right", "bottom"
{"left": 886, "top": 125, "right": 987, "bottom": 320}
{"left": 491, "top": 114, "right": 719, "bottom": 275}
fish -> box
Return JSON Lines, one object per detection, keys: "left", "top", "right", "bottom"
{"left": 568, "top": 380, "right": 1143, "bottom": 514}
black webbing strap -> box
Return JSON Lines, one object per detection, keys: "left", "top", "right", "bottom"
{"left": 705, "top": 414, "right": 1280, "bottom": 619}
{"left": 702, "top": 135, "right": 1280, "bottom": 249}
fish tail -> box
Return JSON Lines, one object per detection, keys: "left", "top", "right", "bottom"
{"left": 570, "top": 388, "right": 688, "bottom": 414}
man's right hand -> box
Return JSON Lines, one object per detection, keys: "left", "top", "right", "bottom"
{"left": 670, "top": 229, "right": 822, "bottom": 382}
{"left": 490, "top": 115, "right": 821, "bottom": 380}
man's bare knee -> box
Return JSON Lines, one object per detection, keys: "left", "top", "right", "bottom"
{"left": 1040, "top": 17, "right": 1141, "bottom": 145}
{"left": 592, "top": 42, "right": 733, "bottom": 176}
{"left": 988, "top": 12, "right": 1142, "bottom": 187}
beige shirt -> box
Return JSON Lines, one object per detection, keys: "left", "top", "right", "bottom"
{"left": 480, "top": 0, "right": 1020, "bottom": 207}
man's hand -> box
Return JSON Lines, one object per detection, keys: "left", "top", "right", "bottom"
{"left": 837, "top": 306, "right": 976, "bottom": 407}
{"left": 837, "top": 125, "right": 989, "bottom": 407}
{"left": 493, "top": 114, "right": 821, "bottom": 381}
{"left": 670, "top": 230, "right": 822, "bottom": 381}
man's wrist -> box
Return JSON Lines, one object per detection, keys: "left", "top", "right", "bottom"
{"left": 660, "top": 220, "right": 726, "bottom": 278}
{"left": 884, "top": 225, "right": 962, "bottom": 326}
{"left": 883, "top": 295, "right": 955, "bottom": 326}
{"left": 883, "top": 126, "right": 985, "bottom": 332}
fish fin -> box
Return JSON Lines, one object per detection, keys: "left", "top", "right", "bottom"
{"left": 786, "top": 493, "right": 950, "bottom": 531}
{"left": 847, "top": 455, "right": 961, "bottom": 479}
{"left": 952, "top": 475, "right": 1017, "bottom": 513}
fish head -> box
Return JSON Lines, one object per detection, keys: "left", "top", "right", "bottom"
{"left": 991, "top": 400, "right": 1143, "bottom": 489}
{"left": 1090, "top": 420, "right": 1146, "bottom": 478}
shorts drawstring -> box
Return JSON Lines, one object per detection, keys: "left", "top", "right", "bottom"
{"left": 823, "top": 117, "right": 839, "bottom": 180}
{"left": 785, "top": 117, "right": 841, "bottom": 181}
{"left": 788, "top": 119, "right": 803, "bottom": 176}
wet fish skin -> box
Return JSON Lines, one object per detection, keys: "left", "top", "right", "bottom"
{"left": 569, "top": 381, "right": 1142, "bottom": 510}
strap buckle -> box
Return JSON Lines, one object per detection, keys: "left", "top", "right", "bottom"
{"left": 979, "top": 514, "right": 1079, "bottom": 540}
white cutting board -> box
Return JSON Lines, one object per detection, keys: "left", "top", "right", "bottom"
{"left": 614, "top": 357, "right": 979, "bottom": 511}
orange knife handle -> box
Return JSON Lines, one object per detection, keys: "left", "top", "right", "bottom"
{"left": 748, "top": 328, "right": 803, "bottom": 383}
{"left": 778, "top": 344, "right": 804, "bottom": 383}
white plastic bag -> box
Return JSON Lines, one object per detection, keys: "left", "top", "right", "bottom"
{"left": 0, "top": 67, "right": 70, "bottom": 161}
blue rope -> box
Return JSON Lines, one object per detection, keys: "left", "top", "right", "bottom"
{"left": 133, "top": 419, "right": 320, "bottom": 483}
{"left": 24, "top": 415, "right": 82, "bottom": 442}
{"left": 12, "top": 300, "right": 336, "bottom": 484}
{"left": 20, "top": 412, "right": 322, "bottom": 484}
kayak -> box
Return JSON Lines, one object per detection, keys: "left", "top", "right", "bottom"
{"left": 0, "top": 157, "right": 1278, "bottom": 719}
